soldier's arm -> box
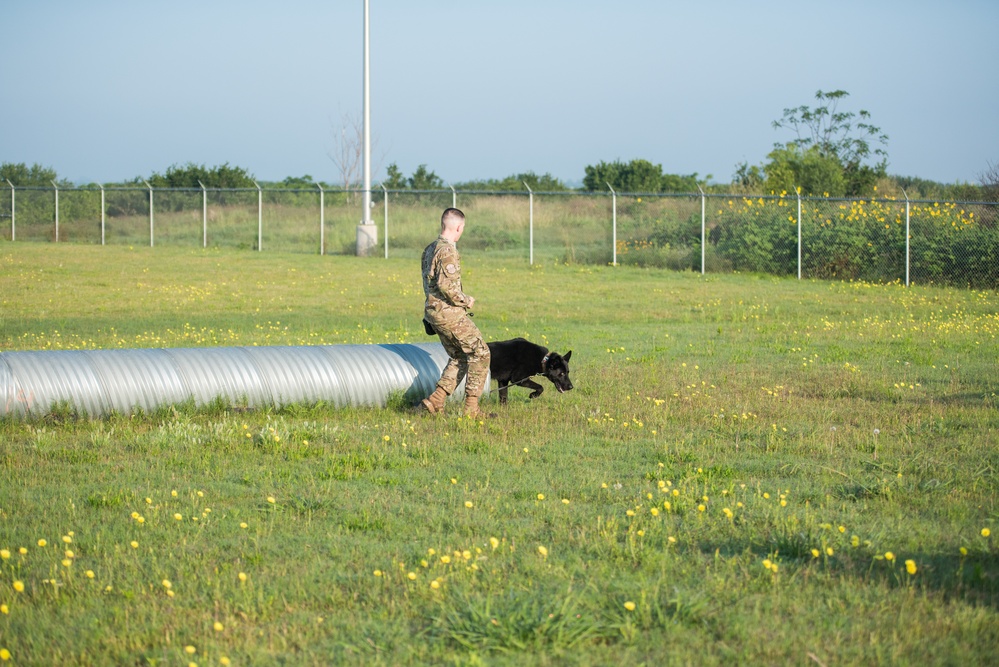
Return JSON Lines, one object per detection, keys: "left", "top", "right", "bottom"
{"left": 434, "top": 247, "right": 474, "bottom": 308}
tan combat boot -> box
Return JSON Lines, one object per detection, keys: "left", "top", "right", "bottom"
{"left": 421, "top": 387, "right": 448, "bottom": 415}
{"left": 463, "top": 395, "right": 495, "bottom": 420}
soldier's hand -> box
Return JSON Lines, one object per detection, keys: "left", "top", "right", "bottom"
{"left": 466, "top": 296, "right": 476, "bottom": 309}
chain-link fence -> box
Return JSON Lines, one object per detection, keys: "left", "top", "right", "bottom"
{"left": 2, "top": 184, "right": 996, "bottom": 288}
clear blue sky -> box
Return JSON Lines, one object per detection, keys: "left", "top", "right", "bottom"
{"left": 2, "top": 0, "right": 997, "bottom": 187}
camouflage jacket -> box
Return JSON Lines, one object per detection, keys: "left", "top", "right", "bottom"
{"left": 422, "top": 235, "right": 474, "bottom": 320}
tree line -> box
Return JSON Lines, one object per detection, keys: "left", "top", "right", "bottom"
{"left": 3, "top": 91, "right": 996, "bottom": 201}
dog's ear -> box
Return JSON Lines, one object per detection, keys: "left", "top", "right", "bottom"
{"left": 563, "top": 350, "right": 571, "bottom": 362}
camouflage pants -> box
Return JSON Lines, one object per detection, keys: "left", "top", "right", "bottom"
{"left": 427, "top": 309, "right": 490, "bottom": 399}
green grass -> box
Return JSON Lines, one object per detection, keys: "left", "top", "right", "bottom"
{"left": 1, "top": 242, "right": 998, "bottom": 665}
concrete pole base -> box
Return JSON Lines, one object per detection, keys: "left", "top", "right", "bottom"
{"left": 356, "top": 223, "right": 378, "bottom": 257}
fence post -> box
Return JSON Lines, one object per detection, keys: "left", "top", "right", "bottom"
{"left": 316, "top": 182, "right": 325, "bottom": 256}
{"left": 698, "top": 185, "right": 706, "bottom": 275}
{"left": 95, "top": 183, "right": 105, "bottom": 246}
{"left": 903, "top": 188, "right": 910, "bottom": 286}
{"left": 6, "top": 179, "right": 14, "bottom": 241}
{"left": 795, "top": 186, "right": 802, "bottom": 280}
{"left": 381, "top": 183, "right": 388, "bottom": 259}
{"left": 198, "top": 180, "right": 207, "bottom": 248}
{"left": 254, "top": 181, "right": 262, "bottom": 252}
{"left": 523, "top": 181, "right": 534, "bottom": 265}
{"left": 607, "top": 183, "right": 617, "bottom": 266}
{"left": 142, "top": 180, "right": 154, "bottom": 247}
{"left": 52, "top": 180, "right": 59, "bottom": 243}
{"left": 450, "top": 184, "right": 456, "bottom": 209}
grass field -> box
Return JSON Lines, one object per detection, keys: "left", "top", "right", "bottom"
{"left": 1, "top": 242, "right": 998, "bottom": 665}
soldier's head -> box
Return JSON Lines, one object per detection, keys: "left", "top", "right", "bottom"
{"left": 441, "top": 208, "right": 465, "bottom": 241}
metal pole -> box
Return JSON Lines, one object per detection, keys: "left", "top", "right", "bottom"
{"left": 198, "top": 180, "right": 207, "bottom": 248}
{"left": 795, "top": 186, "right": 802, "bottom": 280}
{"left": 142, "top": 179, "right": 153, "bottom": 247}
{"left": 381, "top": 183, "right": 388, "bottom": 259}
{"left": 317, "top": 182, "right": 325, "bottom": 256}
{"left": 361, "top": 0, "right": 372, "bottom": 226}
{"left": 6, "top": 179, "right": 14, "bottom": 242}
{"left": 255, "top": 181, "right": 262, "bottom": 251}
{"left": 524, "top": 181, "right": 534, "bottom": 265}
{"left": 903, "top": 189, "right": 911, "bottom": 287}
{"left": 698, "top": 185, "right": 706, "bottom": 275}
{"left": 450, "top": 184, "right": 456, "bottom": 209}
{"left": 607, "top": 183, "right": 617, "bottom": 266}
{"left": 95, "top": 183, "right": 105, "bottom": 246}
{"left": 52, "top": 180, "right": 59, "bottom": 242}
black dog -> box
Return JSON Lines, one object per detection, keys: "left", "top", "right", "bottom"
{"left": 487, "top": 338, "right": 573, "bottom": 405}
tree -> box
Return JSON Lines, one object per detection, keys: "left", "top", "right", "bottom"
{"left": 0, "top": 162, "right": 61, "bottom": 186}
{"left": 773, "top": 90, "right": 888, "bottom": 165}
{"left": 661, "top": 172, "right": 702, "bottom": 193}
{"left": 378, "top": 163, "right": 445, "bottom": 191}
{"left": 455, "top": 171, "right": 568, "bottom": 192}
{"left": 407, "top": 164, "right": 444, "bottom": 190}
{"left": 328, "top": 111, "right": 364, "bottom": 194}
{"left": 733, "top": 162, "right": 765, "bottom": 191}
{"left": 584, "top": 159, "right": 658, "bottom": 192}
{"left": 768, "top": 89, "right": 889, "bottom": 196}
{"left": 277, "top": 175, "right": 316, "bottom": 188}
{"left": 514, "top": 172, "right": 567, "bottom": 191}
{"left": 763, "top": 144, "right": 846, "bottom": 196}
{"left": 328, "top": 111, "right": 384, "bottom": 198}
{"left": 981, "top": 160, "right": 999, "bottom": 202}
{"left": 147, "top": 163, "right": 255, "bottom": 189}
{"left": 583, "top": 159, "right": 700, "bottom": 193}
{"left": 383, "top": 163, "right": 407, "bottom": 190}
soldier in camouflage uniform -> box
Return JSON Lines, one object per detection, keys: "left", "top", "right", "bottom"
{"left": 420, "top": 208, "right": 492, "bottom": 418}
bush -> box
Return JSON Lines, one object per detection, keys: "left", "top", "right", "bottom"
{"left": 713, "top": 197, "right": 797, "bottom": 275}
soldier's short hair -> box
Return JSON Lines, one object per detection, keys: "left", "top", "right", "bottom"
{"left": 441, "top": 207, "right": 465, "bottom": 230}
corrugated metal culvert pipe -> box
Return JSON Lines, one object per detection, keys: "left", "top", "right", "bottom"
{"left": 0, "top": 343, "right": 485, "bottom": 419}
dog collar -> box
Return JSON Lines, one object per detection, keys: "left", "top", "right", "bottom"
{"left": 541, "top": 354, "right": 550, "bottom": 373}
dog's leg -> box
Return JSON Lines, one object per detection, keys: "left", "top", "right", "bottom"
{"left": 522, "top": 380, "right": 544, "bottom": 399}
{"left": 498, "top": 380, "right": 509, "bottom": 405}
